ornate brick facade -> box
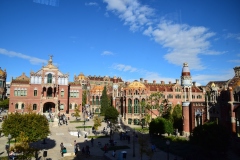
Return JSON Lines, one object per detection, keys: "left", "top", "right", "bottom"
{"left": 9, "top": 56, "right": 82, "bottom": 116}
{"left": 0, "top": 67, "right": 7, "bottom": 100}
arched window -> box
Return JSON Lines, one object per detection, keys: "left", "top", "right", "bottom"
{"left": 33, "top": 104, "right": 37, "bottom": 110}
{"left": 15, "top": 103, "right": 18, "bottom": 109}
{"left": 96, "top": 96, "right": 99, "bottom": 105}
{"left": 92, "top": 96, "right": 95, "bottom": 105}
{"left": 47, "top": 87, "right": 53, "bottom": 97}
{"left": 47, "top": 73, "right": 52, "bottom": 83}
{"left": 75, "top": 104, "right": 77, "bottom": 109}
{"left": 21, "top": 103, "right": 24, "bottom": 109}
{"left": 128, "top": 99, "right": 132, "bottom": 113}
{"left": 70, "top": 104, "right": 72, "bottom": 109}
{"left": 60, "top": 104, "right": 64, "bottom": 110}
{"left": 141, "top": 99, "right": 145, "bottom": 113}
{"left": 134, "top": 98, "right": 139, "bottom": 113}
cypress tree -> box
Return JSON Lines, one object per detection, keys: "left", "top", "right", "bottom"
{"left": 100, "top": 86, "right": 109, "bottom": 116}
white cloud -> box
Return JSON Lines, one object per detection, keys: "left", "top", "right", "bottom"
{"left": 101, "top": 51, "right": 114, "bottom": 56}
{"left": 146, "top": 21, "right": 219, "bottom": 70}
{"left": 228, "top": 59, "right": 240, "bottom": 63}
{"left": 85, "top": 2, "right": 98, "bottom": 6}
{"left": 0, "top": 48, "right": 47, "bottom": 65}
{"left": 103, "top": 0, "right": 221, "bottom": 70}
{"left": 192, "top": 70, "right": 234, "bottom": 86}
{"left": 33, "top": 0, "right": 59, "bottom": 7}
{"left": 112, "top": 64, "right": 137, "bottom": 72}
{"left": 111, "top": 63, "right": 176, "bottom": 83}
{"left": 103, "top": 0, "right": 154, "bottom": 31}
{"left": 226, "top": 33, "right": 240, "bottom": 41}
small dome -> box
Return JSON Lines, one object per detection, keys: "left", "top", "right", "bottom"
{"left": 126, "top": 80, "right": 146, "bottom": 89}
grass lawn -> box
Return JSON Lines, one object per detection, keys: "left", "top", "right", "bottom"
{"left": 69, "top": 120, "right": 85, "bottom": 123}
{"left": 76, "top": 126, "right": 92, "bottom": 128}
{"left": 133, "top": 127, "right": 149, "bottom": 133}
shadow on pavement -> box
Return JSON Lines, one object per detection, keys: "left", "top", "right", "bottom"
{"left": 30, "top": 138, "right": 57, "bottom": 150}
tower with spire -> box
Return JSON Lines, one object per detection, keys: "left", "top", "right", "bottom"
{"left": 181, "top": 63, "right": 192, "bottom": 136}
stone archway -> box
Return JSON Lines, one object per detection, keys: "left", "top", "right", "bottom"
{"left": 43, "top": 102, "right": 56, "bottom": 113}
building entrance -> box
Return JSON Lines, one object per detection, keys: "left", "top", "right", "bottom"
{"left": 43, "top": 102, "right": 56, "bottom": 113}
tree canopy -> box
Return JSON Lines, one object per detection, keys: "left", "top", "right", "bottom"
{"left": 2, "top": 113, "right": 50, "bottom": 142}
{"left": 100, "top": 86, "right": 109, "bottom": 116}
{"left": 149, "top": 117, "right": 173, "bottom": 135}
{"left": 104, "top": 106, "right": 119, "bottom": 123}
{"left": 146, "top": 92, "right": 163, "bottom": 117}
{"left": 74, "top": 104, "right": 81, "bottom": 119}
{"left": 82, "top": 90, "right": 87, "bottom": 107}
{"left": 0, "top": 98, "right": 9, "bottom": 109}
{"left": 172, "top": 104, "right": 182, "bottom": 131}
{"left": 190, "top": 121, "right": 230, "bottom": 153}
{"left": 93, "top": 116, "right": 102, "bottom": 130}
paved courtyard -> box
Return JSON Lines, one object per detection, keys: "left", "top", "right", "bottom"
{"left": 0, "top": 114, "right": 179, "bottom": 160}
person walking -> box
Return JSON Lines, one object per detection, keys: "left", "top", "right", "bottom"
{"left": 75, "top": 145, "right": 79, "bottom": 156}
{"left": 60, "top": 142, "right": 64, "bottom": 156}
{"left": 112, "top": 149, "right": 116, "bottom": 157}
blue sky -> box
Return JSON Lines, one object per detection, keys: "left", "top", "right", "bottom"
{"left": 0, "top": 0, "right": 239, "bottom": 85}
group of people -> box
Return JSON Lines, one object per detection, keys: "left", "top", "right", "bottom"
{"left": 58, "top": 113, "right": 68, "bottom": 126}
{"left": 0, "top": 108, "right": 6, "bottom": 115}
{"left": 9, "top": 150, "right": 15, "bottom": 160}
{"left": 73, "top": 140, "right": 91, "bottom": 157}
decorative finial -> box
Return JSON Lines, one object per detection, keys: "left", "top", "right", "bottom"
{"left": 48, "top": 55, "right": 53, "bottom": 64}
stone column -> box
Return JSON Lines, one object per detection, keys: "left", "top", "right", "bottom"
{"left": 182, "top": 102, "right": 190, "bottom": 136}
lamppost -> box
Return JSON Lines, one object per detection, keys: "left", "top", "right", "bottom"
{"left": 133, "top": 130, "right": 135, "bottom": 157}
{"left": 83, "top": 106, "right": 86, "bottom": 131}
{"left": 8, "top": 134, "right": 11, "bottom": 157}
{"left": 166, "top": 140, "right": 170, "bottom": 160}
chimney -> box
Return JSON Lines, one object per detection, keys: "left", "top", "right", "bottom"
{"left": 193, "top": 82, "right": 196, "bottom": 86}
{"left": 153, "top": 80, "right": 156, "bottom": 84}
{"left": 144, "top": 80, "right": 148, "bottom": 83}
{"left": 161, "top": 81, "right": 165, "bottom": 84}
{"left": 140, "top": 78, "right": 143, "bottom": 83}
{"left": 169, "top": 81, "right": 171, "bottom": 84}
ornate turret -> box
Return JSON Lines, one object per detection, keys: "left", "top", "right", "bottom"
{"left": 181, "top": 63, "right": 192, "bottom": 87}
{"left": 234, "top": 66, "right": 240, "bottom": 77}
{"left": 181, "top": 63, "right": 192, "bottom": 137}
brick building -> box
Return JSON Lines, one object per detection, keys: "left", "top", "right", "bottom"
{"left": 75, "top": 63, "right": 206, "bottom": 128}
{"left": 205, "top": 66, "right": 240, "bottom": 136}
{"left": 9, "top": 56, "right": 82, "bottom": 116}
{"left": 0, "top": 67, "right": 7, "bottom": 100}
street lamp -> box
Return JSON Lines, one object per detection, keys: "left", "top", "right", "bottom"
{"left": 133, "top": 130, "right": 135, "bottom": 157}
{"left": 166, "top": 140, "right": 170, "bottom": 160}
{"left": 8, "top": 134, "right": 12, "bottom": 157}
{"left": 83, "top": 105, "right": 86, "bottom": 131}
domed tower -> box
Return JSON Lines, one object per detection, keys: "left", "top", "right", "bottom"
{"left": 181, "top": 63, "right": 192, "bottom": 136}
{"left": 0, "top": 67, "right": 7, "bottom": 100}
